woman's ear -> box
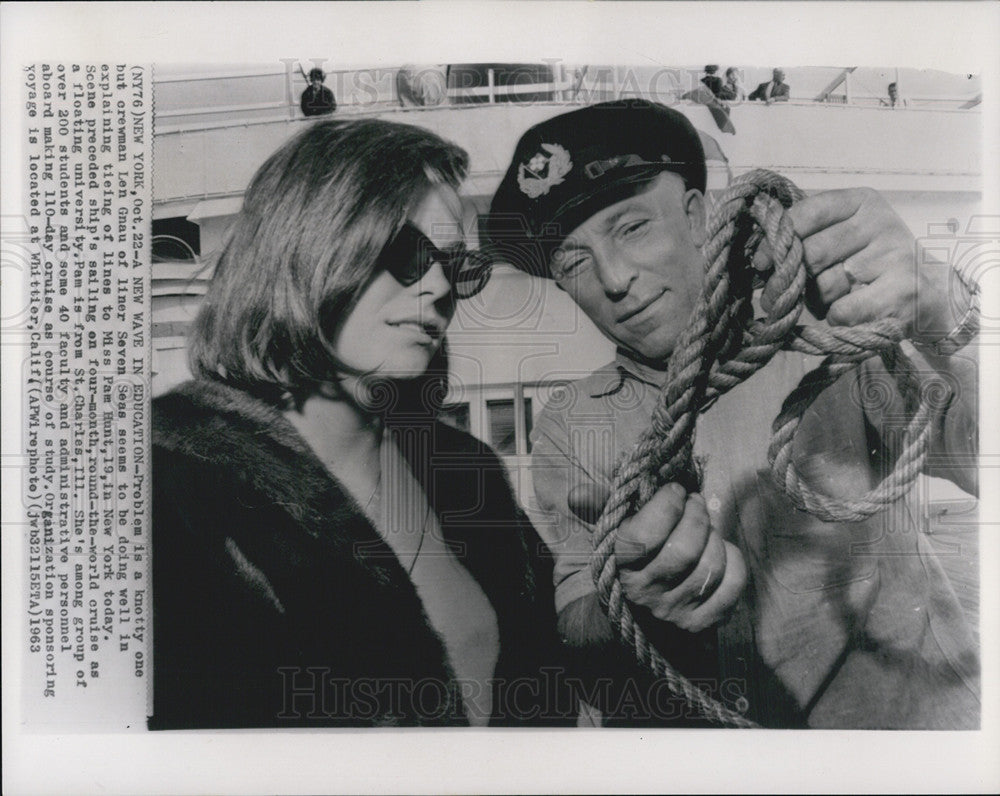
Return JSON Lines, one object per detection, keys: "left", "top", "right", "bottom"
{"left": 683, "top": 188, "right": 707, "bottom": 247}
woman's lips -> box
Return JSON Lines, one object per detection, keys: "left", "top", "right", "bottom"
{"left": 389, "top": 319, "right": 444, "bottom": 344}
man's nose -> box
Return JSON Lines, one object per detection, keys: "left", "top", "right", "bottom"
{"left": 595, "top": 251, "right": 638, "bottom": 298}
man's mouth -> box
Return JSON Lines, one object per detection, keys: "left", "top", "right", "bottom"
{"left": 616, "top": 287, "right": 668, "bottom": 324}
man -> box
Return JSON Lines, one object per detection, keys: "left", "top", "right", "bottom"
{"left": 882, "top": 81, "right": 909, "bottom": 109}
{"left": 748, "top": 68, "right": 790, "bottom": 103}
{"left": 300, "top": 67, "right": 337, "bottom": 117}
{"left": 486, "top": 100, "right": 979, "bottom": 728}
{"left": 700, "top": 64, "right": 724, "bottom": 98}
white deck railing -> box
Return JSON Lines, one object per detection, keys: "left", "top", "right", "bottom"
{"left": 153, "top": 64, "right": 981, "bottom": 134}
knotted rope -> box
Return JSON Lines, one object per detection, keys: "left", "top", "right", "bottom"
{"left": 588, "top": 169, "right": 936, "bottom": 727}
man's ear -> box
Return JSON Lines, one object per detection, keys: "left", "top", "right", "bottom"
{"left": 683, "top": 188, "right": 707, "bottom": 247}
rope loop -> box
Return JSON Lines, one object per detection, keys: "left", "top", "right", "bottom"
{"left": 588, "top": 169, "right": 937, "bottom": 727}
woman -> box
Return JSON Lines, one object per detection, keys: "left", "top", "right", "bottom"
{"left": 718, "top": 67, "right": 746, "bottom": 101}
{"left": 151, "top": 120, "right": 571, "bottom": 728}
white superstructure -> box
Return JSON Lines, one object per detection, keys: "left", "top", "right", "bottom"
{"left": 150, "top": 63, "right": 985, "bottom": 497}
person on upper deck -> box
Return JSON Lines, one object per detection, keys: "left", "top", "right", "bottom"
{"left": 300, "top": 67, "right": 337, "bottom": 116}
{"left": 700, "top": 65, "right": 724, "bottom": 98}
{"left": 717, "top": 66, "right": 746, "bottom": 101}
{"left": 748, "top": 68, "right": 790, "bottom": 103}
{"left": 881, "top": 82, "right": 909, "bottom": 109}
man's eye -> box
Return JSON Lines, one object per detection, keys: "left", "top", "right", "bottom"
{"left": 551, "top": 249, "right": 588, "bottom": 279}
{"left": 558, "top": 255, "right": 589, "bottom": 277}
{"left": 618, "top": 219, "right": 648, "bottom": 239}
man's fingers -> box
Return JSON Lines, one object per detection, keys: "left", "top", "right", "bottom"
{"left": 645, "top": 531, "right": 727, "bottom": 623}
{"left": 614, "top": 483, "right": 688, "bottom": 569}
{"left": 617, "top": 490, "right": 710, "bottom": 604}
{"left": 682, "top": 531, "right": 727, "bottom": 602}
{"left": 676, "top": 542, "right": 748, "bottom": 633}
{"left": 826, "top": 274, "right": 909, "bottom": 329}
{"left": 797, "top": 217, "right": 868, "bottom": 278}
{"left": 754, "top": 187, "right": 917, "bottom": 326}
{"left": 754, "top": 188, "right": 905, "bottom": 280}
{"left": 811, "top": 261, "right": 856, "bottom": 307}
{"left": 754, "top": 190, "right": 867, "bottom": 306}
{"left": 786, "top": 188, "right": 867, "bottom": 244}
{"left": 567, "top": 481, "right": 611, "bottom": 525}
{"left": 640, "top": 493, "right": 713, "bottom": 584}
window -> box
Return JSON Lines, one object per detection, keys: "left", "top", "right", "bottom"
{"left": 486, "top": 397, "right": 533, "bottom": 455}
{"left": 524, "top": 398, "right": 533, "bottom": 452}
{"left": 152, "top": 216, "right": 201, "bottom": 259}
{"left": 447, "top": 63, "right": 556, "bottom": 105}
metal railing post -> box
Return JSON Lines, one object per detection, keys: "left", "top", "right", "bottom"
{"left": 285, "top": 67, "right": 295, "bottom": 119}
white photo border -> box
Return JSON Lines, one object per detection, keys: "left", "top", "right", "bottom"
{"left": 2, "top": 2, "right": 998, "bottom": 793}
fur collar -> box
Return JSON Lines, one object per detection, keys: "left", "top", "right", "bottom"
{"left": 152, "top": 378, "right": 556, "bottom": 727}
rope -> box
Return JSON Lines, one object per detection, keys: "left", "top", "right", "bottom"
{"left": 589, "top": 169, "right": 936, "bottom": 727}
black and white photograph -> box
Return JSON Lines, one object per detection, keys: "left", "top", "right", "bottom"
{"left": 3, "top": 2, "right": 998, "bottom": 793}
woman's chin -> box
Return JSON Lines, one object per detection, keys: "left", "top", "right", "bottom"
{"left": 345, "top": 364, "right": 428, "bottom": 410}
{"left": 373, "top": 358, "right": 435, "bottom": 382}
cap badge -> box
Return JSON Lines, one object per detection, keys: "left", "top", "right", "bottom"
{"left": 517, "top": 143, "right": 573, "bottom": 198}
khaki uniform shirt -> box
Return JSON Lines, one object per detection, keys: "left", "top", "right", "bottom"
{"left": 529, "top": 347, "right": 979, "bottom": 728}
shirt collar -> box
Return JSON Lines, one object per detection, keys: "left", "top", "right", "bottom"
{"left": 588, "top": 348, "right": 669, "bottom": 398}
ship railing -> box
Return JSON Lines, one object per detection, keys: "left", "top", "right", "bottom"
{"left": 153, "top": 65, "right": 981, "bottom": 135}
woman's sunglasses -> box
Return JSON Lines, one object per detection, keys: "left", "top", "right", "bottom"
{"left": 377, "top": 222, "right": 493, "bottom": 300}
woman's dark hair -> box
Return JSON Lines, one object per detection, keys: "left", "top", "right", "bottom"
{"left": 188, "top": 118, "right": 469, "bottom": 410}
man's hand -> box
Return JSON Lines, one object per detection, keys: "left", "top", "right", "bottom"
{"left": 568, "top": 481, "right": 746, "bottom": 633}
{"left": 756, "top": 187, "right": 968, "bottom": 345}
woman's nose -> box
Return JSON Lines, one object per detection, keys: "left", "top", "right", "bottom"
{"left": 419, "top": 261, "right": 453, "bottom": 301}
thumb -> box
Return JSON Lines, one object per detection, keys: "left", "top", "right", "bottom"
{"left": 567, "top": 482, "right": 611, "bottom": 525}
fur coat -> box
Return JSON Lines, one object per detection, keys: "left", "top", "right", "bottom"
{"left": 150, "top": 378, "right": 574, "bottom": 728}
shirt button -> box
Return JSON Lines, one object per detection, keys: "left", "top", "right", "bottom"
{"left": 707, "top": 495, "right": 721, "bottom": 512}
